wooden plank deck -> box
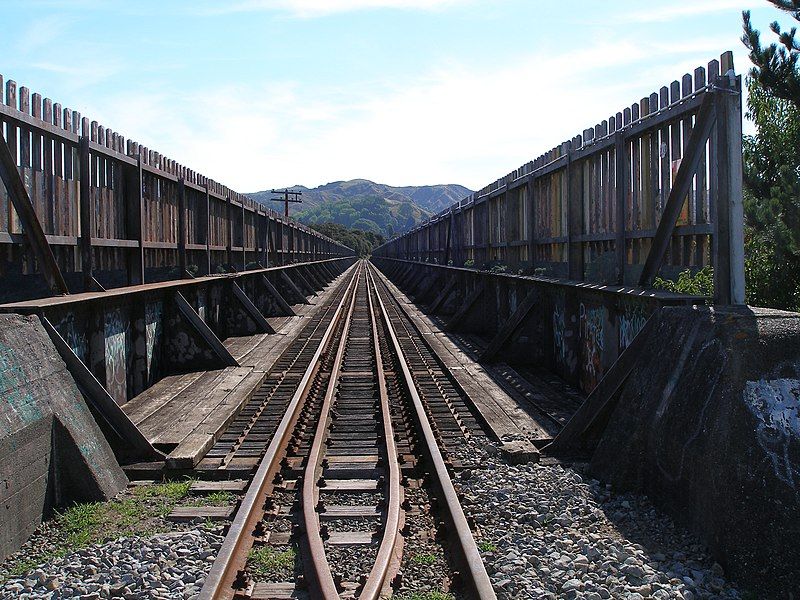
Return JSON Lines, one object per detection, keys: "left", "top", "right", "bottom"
{"left": 121, "top": 267, "right": 352, "bottom": 469}
{"left": 374, "top": 268, "right": 582, "bottom": 446}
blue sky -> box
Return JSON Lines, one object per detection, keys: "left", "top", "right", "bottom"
{"left": 0, "top": 0, "right": 783, "bottom": 192}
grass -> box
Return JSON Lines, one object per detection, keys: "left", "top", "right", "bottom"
{"left": 248, "top": 546, "right": 296, "bottom": 577}
{"left": 410, "top": 552, "right": 438, "bottom": 565}
{"left": 0, "top": 479, "right": 196, "bottom": 582}
{"left": 187, "top": 491, "right": 236, "bottom": 507}
{"left": 477, "top": 540, "right": 497, "bottom": 552}
{"left": 395, "top": 593, "right": 455, "bottom": 600}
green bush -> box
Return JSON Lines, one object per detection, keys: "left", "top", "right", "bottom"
{"left": 653, "top": 265, "right": 714, "bottom": 297}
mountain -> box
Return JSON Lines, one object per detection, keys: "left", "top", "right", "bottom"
{"left": 247, "top": 179, "right": 473, "bottom": 238}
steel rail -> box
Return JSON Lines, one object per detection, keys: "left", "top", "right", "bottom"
{"left": 367, "top": 263, "right": 498, "bottom": 600}
{"left": 360, "top": 270, "right": 403, "bottom": 599}
{"left": 301, "top": 266, "right": 360, "bottom": 598}
{"left": 199, "top": 262, "right": 361, "bottom": 600}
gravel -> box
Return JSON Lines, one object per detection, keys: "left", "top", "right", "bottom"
{"left": 0, "top": 528, "right": 223, "bottom": 600}
{"left": 456, "top": 440, "right": 743, "bottom": 599}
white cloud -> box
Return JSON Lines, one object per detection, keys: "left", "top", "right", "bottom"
{"left": 196, "top": 0, "right": 471, "bottom": 17}
{"left": 621, "top": 0, "right": 746, "bottom": 23}
{"left": 78, "top": 32, "right": 739, "bottom": 195}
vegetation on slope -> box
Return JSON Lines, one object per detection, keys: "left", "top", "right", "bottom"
{"left": 309, "top": 222, "right": 384, "bottom": 257}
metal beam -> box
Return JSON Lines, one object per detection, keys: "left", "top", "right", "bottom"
{"left": 638, "top": 92, "right": 716, "bottom": 288}
{"left": 0, "top": 134, "right": 68, "bottom": 295}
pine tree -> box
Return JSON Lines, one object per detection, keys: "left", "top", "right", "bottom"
{"left": 743, "top": 1, "right": 800, "bottom": 106}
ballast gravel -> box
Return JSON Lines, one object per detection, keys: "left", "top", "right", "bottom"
{"left": 0, "top": 528, "right": 222, "bottom": 600}
{"left": 457, "top": 440, "right": 743, "bottom": 599}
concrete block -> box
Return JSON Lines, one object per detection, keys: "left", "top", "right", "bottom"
{"left": 0, "top": 314, "right": 127, "bottom": 559}
{"left": 589, "top": 306, "right": 800, "bottom": 596}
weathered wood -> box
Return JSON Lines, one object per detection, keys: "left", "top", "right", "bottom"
{"left": 292, "top": 266, "right": 318, "bottom": 296}
{"left": 177, "top": 178, "right": 187, "bottom": 275}
{"left": 261, "top": 274, "right": 295, "bottom": 316}
{"left": 445, "top": 281, "right": 485, "bottom": 332}
{"left": 479, "top": 289, "right": 539, "bottom": 362}
{"left": 40, "top": 316, "right": 163, "bottom": 461}
{"left": 167, "top": 506, "right": 235, "bottom": 522}
{"left": 174, "top": 291, "right": 239, "bottom": 366}
{"left": 546, "top": 313, "right": 656, "bottom": 454}
{"left": 190, "top": 480, "right": 247, "bottom": 493}
{"left": 231, "top": 281, "right": 275, "bottom": 334}
{"left": 638, "top": 92, "right": 716, "bottom": 288}
{"left": 78, "top": 136, "right": 93, "bottom": 290}
{"left": 428, "top": 276, "right": 457, "bottom": 314}
{"left": 280, "top": 270, "right": 310, "bottom": 305}
{"left": 0, "top": 135, "right": 68, "bottom": 294}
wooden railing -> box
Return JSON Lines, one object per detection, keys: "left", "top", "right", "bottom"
{"left": 0, "top": 73, "right": 353, "bottom": 303}
{"left": 373, "top": 51, "right": 745, "bottom": 305}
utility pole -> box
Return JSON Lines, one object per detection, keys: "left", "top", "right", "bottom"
{"left": 269, "top": 188, "right": 303, "bottom": 218}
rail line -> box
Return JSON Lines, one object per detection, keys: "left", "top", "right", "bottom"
{"left": 200, "top": 260, "right": 496, "bottom": 600}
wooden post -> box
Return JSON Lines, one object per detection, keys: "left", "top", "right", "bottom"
{"left": 226, "top": 194, "right": 233, "bottom": 268}
{"left": 203, "top": 183, "right": 211, "bottom": 276}
{"left": 712, "top": 57, "right": 745, "bottom": 305}
{"left": 566, "top": 139, "right": 584, "bottom": 280}
{"left": 527, "top": 177, "right": 536, "bottom": 272}
{"left": 0, "top": 134, "right": 68, "bottom": 295}
{"left": 177, "top": 178, "right": 187, "bottom": 276}
{"left": 126, "top": 155, "right": 145, "bottom": 285}
{"left": 79, "top": 136, "right": 93, "bottom": 291}
{"left": 614, "top": 132, "right": 626, "bottom": 284}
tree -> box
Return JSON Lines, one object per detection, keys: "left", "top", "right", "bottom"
{"left": 743, "top": 1, "right": 800, "bottom": 107}
{"left": 741, "top": 3, "right": 800, "bottom": 310}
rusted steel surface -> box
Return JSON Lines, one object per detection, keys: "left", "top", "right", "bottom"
{"left": 200, "top": 260, "right": 495, "bottom": 598}
{"left": 368, "top": 263, "right": 497, "bottom": 599}
{"left": 200, "top": 266, "right": 360, "bottom": 600}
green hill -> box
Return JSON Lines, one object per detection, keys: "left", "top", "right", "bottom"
{"left": 247, "top": 179, "right": 472, "bottom": 238}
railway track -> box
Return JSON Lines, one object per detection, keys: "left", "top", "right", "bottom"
{"left": 199, "top": 260, "right": 496, "bottom": 600}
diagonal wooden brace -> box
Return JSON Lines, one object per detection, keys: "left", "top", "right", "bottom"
{"left": 479, "top": 289, "right": 539, "bottom": 362}
{"left": 0, "top": 135, "right": 68, "bottom": 295}
{"left": 232, "top": 282, "right": 275, "bottom": 334}
{"left": 638, "top": 93, "right": 717, "bottom": 288}
{"left": 261, "top": 274, "right": 295, "bottom": 316}
{"left": 175, "top": 291, "right": 239, "bottom": 367}
{"left": 41, "top": 316, "right": 164, "bottom": 462}
{"left": 280, "top": 270, "right": 311, "bottom": 304}
{"left": 445, "top": 282, "right": 485, "bottom": 332}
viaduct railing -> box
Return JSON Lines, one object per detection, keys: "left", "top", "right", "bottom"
{"left": 373, "top": 51, "right": 745, "bottom": 306}
{"left": 0, "top": 73, "right": 353, "bottom": 304}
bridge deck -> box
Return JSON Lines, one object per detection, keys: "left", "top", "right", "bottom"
{"left": 121, "top": 271, "right": 349, "bottom": 470}
{"left": 377, "top": 269, "right": 584, "bottom": 445}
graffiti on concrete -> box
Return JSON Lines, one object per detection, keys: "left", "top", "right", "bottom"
{"left": 619, "top": 301, "right": 648, "bottom": 351}
{"left": 553, "top": 302, "right": 566, "bottom": 362}
{"left": 145, "top": 301, "right": 163, "bottom": 384}
{"left": 53, "top": 312, "right": 88, "bottom": 364}
{"left": 580, "top": 302, "right": 605, "bottom": 391}
{"left": 0, "top": 341, "right": 40, "bottom": 431}
{"left": 744, "top": 379, "right": 800, "bottom": 488}
{"left": 104, "top": 307, "right": 130, "bottom": 405}
{"left": 197, "top": 292, "right": 207, "bottom": 322}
